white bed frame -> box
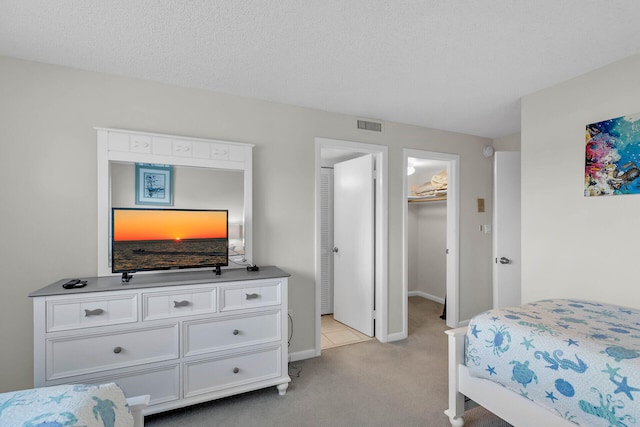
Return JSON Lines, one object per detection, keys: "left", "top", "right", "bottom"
{"left": 445, "top": 327, "right": 575, "bottom": 427}
{"left": 127, "top": 395, "right": 150, "bottom": 427}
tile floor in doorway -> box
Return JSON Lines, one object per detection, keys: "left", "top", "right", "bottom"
{"left": 321, "top": 314, "right": 373, "bottom": 349}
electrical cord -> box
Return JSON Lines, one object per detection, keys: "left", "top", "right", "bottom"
{"left": 286, "top": 313, "right": 302, "bottom": 377}
{"left": 288, "top": 363, "right": 302, "bottom": 378}
{"left": 228, "top": 247, "right": 249, "bottom": 267}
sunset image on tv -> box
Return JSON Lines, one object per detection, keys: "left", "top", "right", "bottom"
{"left": 112, "top": 208, "right": 228, "bottom": 273}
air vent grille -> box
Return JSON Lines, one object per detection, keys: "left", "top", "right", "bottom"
{"left": 357, "top": 120, "right": 382, "bottom": 132}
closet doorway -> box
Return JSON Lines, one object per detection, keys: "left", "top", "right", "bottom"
{"left": 314, "top": 138, "right": 389, "bottom": 356}
{"left": 403, "top": 149, "right": 460, "bottom": 331}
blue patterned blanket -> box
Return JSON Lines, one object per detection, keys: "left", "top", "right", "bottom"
{"left": 465, "top": 299, "right": 640, "bottom": 427}
{"left": 0, "top": 383, "right": 133, "bottom": 427}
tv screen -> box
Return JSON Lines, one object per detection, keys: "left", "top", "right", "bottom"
{"left": 111, "top": 208, "right": 228, "bottom": 274}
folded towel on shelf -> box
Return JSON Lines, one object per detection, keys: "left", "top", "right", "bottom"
{"left": 410, "top": 169, "right": 448, "bottom": 196}
{"left": 431, "top": 169, "right": 447, "bottom": 189}
{"left": 411, "top": 182, "right": 435, "bottom": 196}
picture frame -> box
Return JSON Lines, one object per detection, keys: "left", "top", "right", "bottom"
{"left": 135, "top": 164, "right": 173, "bottom": 205}
{"left": 585, "top": 112, "right": 640, "bottom": 196}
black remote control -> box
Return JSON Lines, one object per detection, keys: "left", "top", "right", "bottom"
{"left": 62, "top": 279, "right": 87, "bottom": 289}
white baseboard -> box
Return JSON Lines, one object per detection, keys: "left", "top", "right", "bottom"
{"left": 408, "top": 291, "right": 445, "bottom": 305}
{"left": 289, "top": 348, "right": 317, "bottom": 363}
{"left": 386, "top": 331, "right": 408, "bottom": 342}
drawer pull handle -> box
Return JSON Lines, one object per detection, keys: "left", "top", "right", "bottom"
{"left": 233, "top": 367, "right": 240, "bottom": 374}
{"left": 174, "top": 300, "right": 190, "bottom": 308}
{"left": 113, "top": 346, "right": 123, "bottom": 354}
{"left": 84, "top": 308, "right": 104, "bottom": 317}
{"left": 245, "top": 293, "right": 259, "bottom": 300}
{"left": 233, "top": 329, "right": 240, "bottom": 335}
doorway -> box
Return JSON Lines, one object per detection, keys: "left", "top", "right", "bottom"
{"left": 314, "top": 138, "right": 389, "bottom": 356}
{"left": 403, "top": 149, "right": 460, "bottom": 330}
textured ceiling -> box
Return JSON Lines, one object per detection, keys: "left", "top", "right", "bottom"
{"left": 2, "top": 1, "right": 640, "bottom": 138}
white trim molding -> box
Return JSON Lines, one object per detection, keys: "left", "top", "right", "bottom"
{"left": 403, "top": 149, "right": 460, "bottom": 330}
{"left": 96, "top": 127, "right": 254, "bottom": 277}
{"left": 314, "top": 137, "right": 389, "bottom": 354}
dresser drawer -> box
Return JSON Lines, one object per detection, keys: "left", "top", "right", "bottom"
{"left": 183, "top": 346, "right": 282, "bottom": 398}
{"left": 143, "top": 288, "right": 216, "bottom": 321}
{"left": 47, "top": 294, "right": 137, "bottom": 332}
{"left": 46, "top": 324, "right": 179, "bottom": 380}
{"left": 98, "top": 364, "right": 180, "bottom": 407}
{"left": 184, "top": 310, "right": 281, "bottom": 356}
{"left": 219, "top": 280, "right": 281, "bottom": 311}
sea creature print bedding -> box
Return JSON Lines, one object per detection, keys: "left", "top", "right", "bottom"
{"left": 0, "top": 383, "right": 133, "bottom": 427}
{"left": 465, "top": 299, "right": 640, "bottom": 427}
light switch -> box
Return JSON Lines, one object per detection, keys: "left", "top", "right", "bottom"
{"left": 477, "top": 198, "right": 485, "bottom": 212}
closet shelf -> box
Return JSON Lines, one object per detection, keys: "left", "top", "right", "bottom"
{"left": 408, "top": 195, "right": 447, "bottom": 203}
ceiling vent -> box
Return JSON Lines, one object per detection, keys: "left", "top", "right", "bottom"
{"left": 357, "top": 119, "right": 383, "bottom": 132}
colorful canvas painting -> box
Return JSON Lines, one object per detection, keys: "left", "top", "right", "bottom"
{"left": 585, "top": 112, "right": 640, "bottom": 196}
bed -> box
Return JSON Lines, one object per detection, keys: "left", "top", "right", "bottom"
{"left": 0, "top": 383, "right": 149, "bottom": 427}
{"left": 445, "top": 299, "right": 640, "bottom": 427}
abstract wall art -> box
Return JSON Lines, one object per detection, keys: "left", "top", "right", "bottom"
{"left": 585, "top": 112, "right": 640, "bottom": 196}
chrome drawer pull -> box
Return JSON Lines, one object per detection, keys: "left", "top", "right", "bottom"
{"left": 245, "top": 293, "right": 259, "bottom": 300}
{"left": 233, "top": 367, "right": 240, "bottom": 374}
{"left": 84, "top": 308, "right": 104, "bottom": 317}
{"left": 233, "top": 329, "right": 240, "bottom": 335}
{"left": 174, "top": 300, "right": 190, "bottom": 308}
{"left": 113, "top": 346, "right": 123, "bottom": 354}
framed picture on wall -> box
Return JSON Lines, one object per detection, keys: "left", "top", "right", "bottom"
{"left": 585, "top": 112, "right": 640, "bottom": 196}
{"left": 135, "top": 164, "right": 173, "bottom": 205}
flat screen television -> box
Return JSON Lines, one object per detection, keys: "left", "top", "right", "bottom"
{"left": 111, "top": 208, "right": 228, "bottom": 280}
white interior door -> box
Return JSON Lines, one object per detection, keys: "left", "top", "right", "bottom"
{"left": 493, "top": 151, "right": 521, "bottom": 308}
{"left": 333, "top": 154, "right": 374, "bottom": 336}
{"left": 320, "top": 168, "right": 334, "bottom": 315}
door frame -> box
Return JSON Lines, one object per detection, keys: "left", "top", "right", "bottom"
{"left": 314, "top": 138, "right": 389, "bottom": 356}
{"left": 403, "top": 149, "right": 460, "bottom": 330}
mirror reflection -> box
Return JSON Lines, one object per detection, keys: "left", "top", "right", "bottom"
{"left": 110, "top": 163, "right": 246, "bottom": 262}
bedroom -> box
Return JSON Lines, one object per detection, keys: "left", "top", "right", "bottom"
{"left": 0, "top": 53, "right": 494, "bottom": 394}
{"left": 2, "top": 2, "right": 640, "bottom": 425}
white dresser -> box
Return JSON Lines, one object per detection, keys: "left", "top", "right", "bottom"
{"left": 31, "top": 267, "right": 290, "bottom": 415}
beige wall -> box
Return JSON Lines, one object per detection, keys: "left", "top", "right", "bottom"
{"left": 521, "top": 54, "right": 640, "bottom": 306}
{"left": 408, "top": 202, "right": 447, "bottom": 300}
{"left": 493, "top": 132, "right": 521, "bottom": 151}
{"left": 0, "top": 56, "right": 493, "bottom": 391}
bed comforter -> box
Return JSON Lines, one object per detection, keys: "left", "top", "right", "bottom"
{"left": 465, "top": 299, "right": 640, "bottom": 426}
{"left": 0, "top": 383, "right": 133, "bottom": 427}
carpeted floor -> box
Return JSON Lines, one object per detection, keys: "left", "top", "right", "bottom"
{"left": 144, "top": 297, "right": 511, "bottom": 427}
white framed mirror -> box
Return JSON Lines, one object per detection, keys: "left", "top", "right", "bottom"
{"left": 96, "top": 128, "right": 253, "bottom": 277}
